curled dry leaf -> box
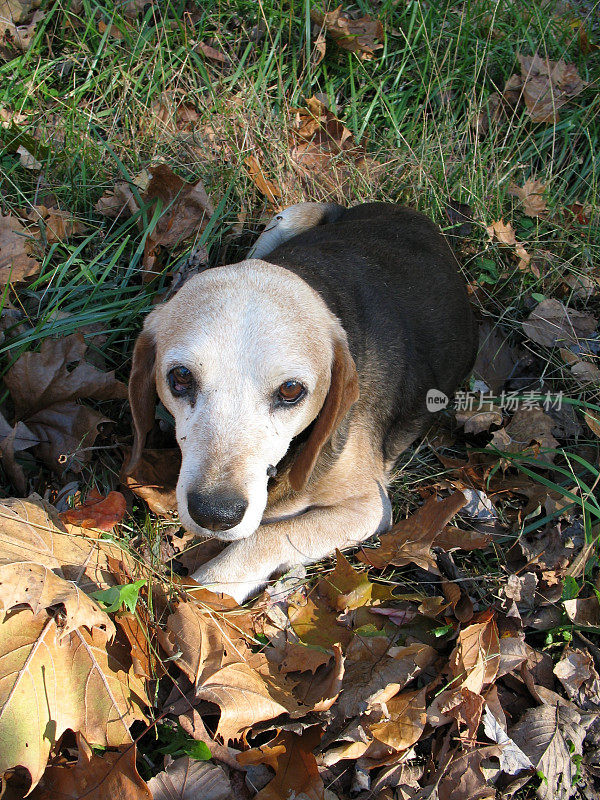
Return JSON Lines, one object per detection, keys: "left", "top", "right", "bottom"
{"left": 554, "top": 648, "right": 600, "bottom": 708}
{"left": 121, "top": 447, "right": 180, "bottom": 517}
{"left": 148, "top": 755, "right": 234, "bottom": 800}
{"left": 238, "top": 727, "right": 324, "bottom": 800}
{"left": 196, "top": 40, "right": 228, "bottom": 63}
{"left": 0, "top": 607, "right": 148, "bottom": 791}
{"left": 489, "top": 406, "right": 559, "bottom": 465}
{"left": 436, "top": 746, "right": 501, "bottom": 800}
{"left": 522, "top": 297, "right": 597, "bottom": 348}
{"left": 310, "top": 5, "right": 384, "bottom": 60}
{"left": 357, "top": 491, "right": 467, "bottom": 572}
{"left": 508, "top": 178, "right": 547, "bottom": 217}
{"left": 244, "top": 154, "right": 282, "bottom": 206}
{"left": 482, "top": 706, "right": 533, "bottom": 775}
{"left": 510, "top": 704, "right": 588, "bottom": 800}
{"left": 289, "top": 96, "right": 375, "bottom": 197}
{"left": 0, "top": 210, "right": 41, "bottom": 286}
{"left": 4, "top": 333, "right": 127, "bottom": 472}
{"left": 0, "top": 561, "right": 114, "bottom": 639}
{"left": 26, "top": 204, "right": 86, "bottom": 244}
{"left": 31, "top": 738, "right": 151, "bottom": 800}
{"left": 449, "top": 610, "right": 500, "bottom": 694}
{"left": 486, "top": 219, "right": 516, "bottom": 246}
{"left": 516, "top": 53, "right": 586, "bottom": 123}
{"left": 60, "top": 488, "right": 127, "bottom": 531}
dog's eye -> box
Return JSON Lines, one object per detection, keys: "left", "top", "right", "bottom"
{"left": 277, "top": 380, "right": 305, "bottom": 405}
{"left": 168, "top": 366, "right": 194, "bottom": 396}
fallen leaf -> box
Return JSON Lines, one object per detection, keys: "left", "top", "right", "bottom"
{"left": 121, "top": 447, "right": 180, "bottom": 517}
{"left": 486, "top": 219, "right": 516, "bottom": 246}
{"left": 0, "top": 607, "right": 147, "bottom": 791}
{"left": 455, "top": 406, "right": 503, "bottom": 434}
{"left": 4, "top": 333, "right": 128, "bottom": 472}
{"left": 449, "top": 610, "right": 500, "bottom": 694}
{"left": 196, "top": 40, "right": 228, "bottom": 63}
{"left": 510, "top": 704, "right": 588, "bottom": 800}
{"left": 433, "top": 525, "right": 491, "bottom": 552}
{"left": 288, "top": 591, "right": 353, "bottom": 649}
{"left": 563, "top": 595, "right": 600, "bottom": 627}
{"left": 0, "top": 0, "right": 44, "bottom": 56}
{"left": 369, "top": 687, "right": 427, "bottom": 751}
{"left": 509, "top": 178, "right": 547, "bottom": 217}
{"left": 482, "top": 706, "right": 533, "bottom": 775}
{"left": 60, "top": 488, "right": 127, "bottom": 531}
{"left": 147, "top": 755, "right": 234, "bottom": 800}
{"left": 472, "top": 321, "right": 521, "bottom": 394}
{"left": 31, "top": 737, "right": 151, "bottom": 800}
{"left": 318, "top": 550, "right": 372, "bottom": 610}
{"left": 141, "top": 164, "right": 214, "bottom": 277}
{"left": 244, "top": 155, "right": 282, "bottom": 206}
{"left": 489, "top": 407, "right": 559, "bottom": 464}
{"left": 310, "top": 6, "right": 383, "bottom": 60}
{"left": 554, "top": 648, "right": 600, "bottom": 708}
{"left": 437, "top": 746, "right": 501, "bottom": 800}
{"left": 357, "top": 491, "right": 467, "bottom": 571}
{"left": 518, "top": 53, "right": 586, "bottom": 123}
{"left": 26, "top": 204, "right": 86, "bottom": 244}
{"left": 238, "top": 728, "right": 324, "bottom": 800}
{"left": 522, "top": 298, "right": 597, "bottom": 348}
{"left": 289, "top": 96, "right": 374, "bottom": 197}
{"left": 0, "top": 561, "right": 113, "bottom": 639}
{"left": 0, "top": 210, "right": 41, "bottom": 285}
{"left": 570, "top": 359, "right": 600, "bottom": 384}
{"left": 94, "top": 169, "right": 151, "bottom": 218}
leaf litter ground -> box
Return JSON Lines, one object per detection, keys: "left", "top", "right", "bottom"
{"left": 1, "top": 0, "right": 600, "bottom": 798}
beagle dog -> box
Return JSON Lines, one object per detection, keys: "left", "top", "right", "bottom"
{"left": 127, "top": 202, "right": 477, "bottom": 603}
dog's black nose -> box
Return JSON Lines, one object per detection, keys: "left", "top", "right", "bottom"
{"left": 186, "top": 492, "right": 248, "bottom": 532}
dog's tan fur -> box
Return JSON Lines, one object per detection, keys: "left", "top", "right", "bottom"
{"left": 129, "top": 258, "right": 388, "bottom": 602}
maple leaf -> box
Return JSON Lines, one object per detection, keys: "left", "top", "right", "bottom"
{"left": 4, "top": 333, "right": 128, "bottom": 473}
{"left": 238, "top": 727, "right": 324, "bottom": 800}
{"left": 31, "top": 737, "right": 151, "bottom": 800}
{"left": 357, "top": 491, "right": 466, "bottom": 571}
{"left": 517, "top": 52, "right": 586, "bottom": 123}
{"left": 148, "top": 755, "right": 233, "bottom": 800}
{"left": 310, "top": 6, "right": 384, "bottom": 60}
{"left": 508, "top": 178, "right": 547, "bottom": 217}
{"left": 0, "top": 607, "right": 147, "bottom": 791}
{"left": 318, "top": 549, "right": 372, "bottom": 610}
{"left": 0, "top": 210, "right": 41, "bottom": 286}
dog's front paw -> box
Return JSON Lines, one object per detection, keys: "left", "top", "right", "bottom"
{"left": 191, "top": 565, "right": 262, "bottom": 605}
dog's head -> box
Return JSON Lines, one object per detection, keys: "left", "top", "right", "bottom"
{"left": 127, "top": 260, "right": 358, "bottom": 541}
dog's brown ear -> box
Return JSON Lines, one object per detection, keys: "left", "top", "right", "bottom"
{"left": 126, "top": 329, "right": 157, "bottom": 474}
{"left": 289, "top": 338, "right": 359, "bottom": 492}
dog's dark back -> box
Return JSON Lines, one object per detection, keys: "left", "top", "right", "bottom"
{"left": 267, "top": 202, "right": 478, "bottom": 461}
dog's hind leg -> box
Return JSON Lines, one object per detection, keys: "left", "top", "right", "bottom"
{"left": 248, "top": 202, "right": 345, "bottom": 260}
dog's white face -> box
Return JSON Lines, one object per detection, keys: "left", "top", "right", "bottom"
{"left": 142, "top": 260, "right": 339, "bottom": 541}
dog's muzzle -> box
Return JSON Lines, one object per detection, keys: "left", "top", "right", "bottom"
{"left": 186, "top": 491, "right": 248, "bottom": 532}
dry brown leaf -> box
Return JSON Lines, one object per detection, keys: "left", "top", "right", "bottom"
{"left": 196, "top": 40, "right": 228, "bottom": 63}
{"left": 357, "top": 491, "right": 466, "bottom": 571}
{"left": 244, "top": 154, "right": 282, "bottom": 206}
{"left": 278, "top": 640, "right": 333, "bottom": 675}
{"left": 288, "top": 591, "right": 353, "bottom": 649}
{"left": 455, "top": 406, "right": 503, "bottom": 434}
{"left": 116, "top": 611, "right": 154, "bottom": 679}
{"left": 0, "top": 210, "right": 41, "bottom": 285}
{"left": 437, "top": 746, "right": 501, "bottom": 800}
{"left": 434, "top": 525, "right": 491, "bottom": 552}
{"left": 570, "top": 359, "right": 600, "bottom": 385}
{"left": 31, "top": 738, "right": 151, "bottom": 800}
{"left": 522, "top": 298, "right": 597, "bottom": 348}
{"left": 0, "top": 561, "right": 113, "bottom": 639}
{"left": 0, "top": 0, "right": 44, "bottom": 55}
{"left": 0, "top": 495, "right": 131, "bottom": 595}
{"left": 449, "top": 610, "right": 500, "bottom": 694}
{"left": 489, "top": 407, "right": 559, "bottom": 464}
{"left": 563, "top": 595, "right": 600, "bottom": 627}
{"left": 472, "top": 321, "right": 521, "bottom": 394}
{"left": 310, "top": 6, "right": 384, "bottom": 60}
{"left": 192, "top": 658, "right": 308, "bottom": 741}
{"left": 0, "top": 607, "right": 147, "bottom": 791}
{"left": 336, "top": 638, "right": 436, "bottom": 719}
{"left": 510, "top": 704, "right": 587, "bottom": 800}
{"left": 369, "top": 687, "right": 426, "bottom": 751}
{"left": 160, "top": 600, "right": 252, "bottom": 686}
{"left": 518, "top": 53, "right": 586, "bottom": 123}
{"left": 148, "top": 755, "right": 233, "bottom": 800}
{"left": 94, "top": 170, "right": 151, "bottom": 218}
{"left": 554, "top": 648, "right": 600, "bottom": 708}
{"left": 289, "top": 96, "right": 373, "bottom": 197}
{"left": 26, "top": 204, "right": 86, "bottom": 244}
{"left": 508, "top": 178, "right": 547, "bottom": 217}
{"left": 318, "top": 550, "right": 372, "bottom": 611}
{"left": 4, "top": 333, "right": 127, "bottom": 472}
{"left": 60, "top": 488, "right": 127, "bottom": 531}
{"left": 486, "top": 218, "right": 516, "bottom": 245}
{"left": 238, "top": 727, "right": 324, "bottom": 800}
{"left": 121, "top": 447, "right": 180, "bottom": 517}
